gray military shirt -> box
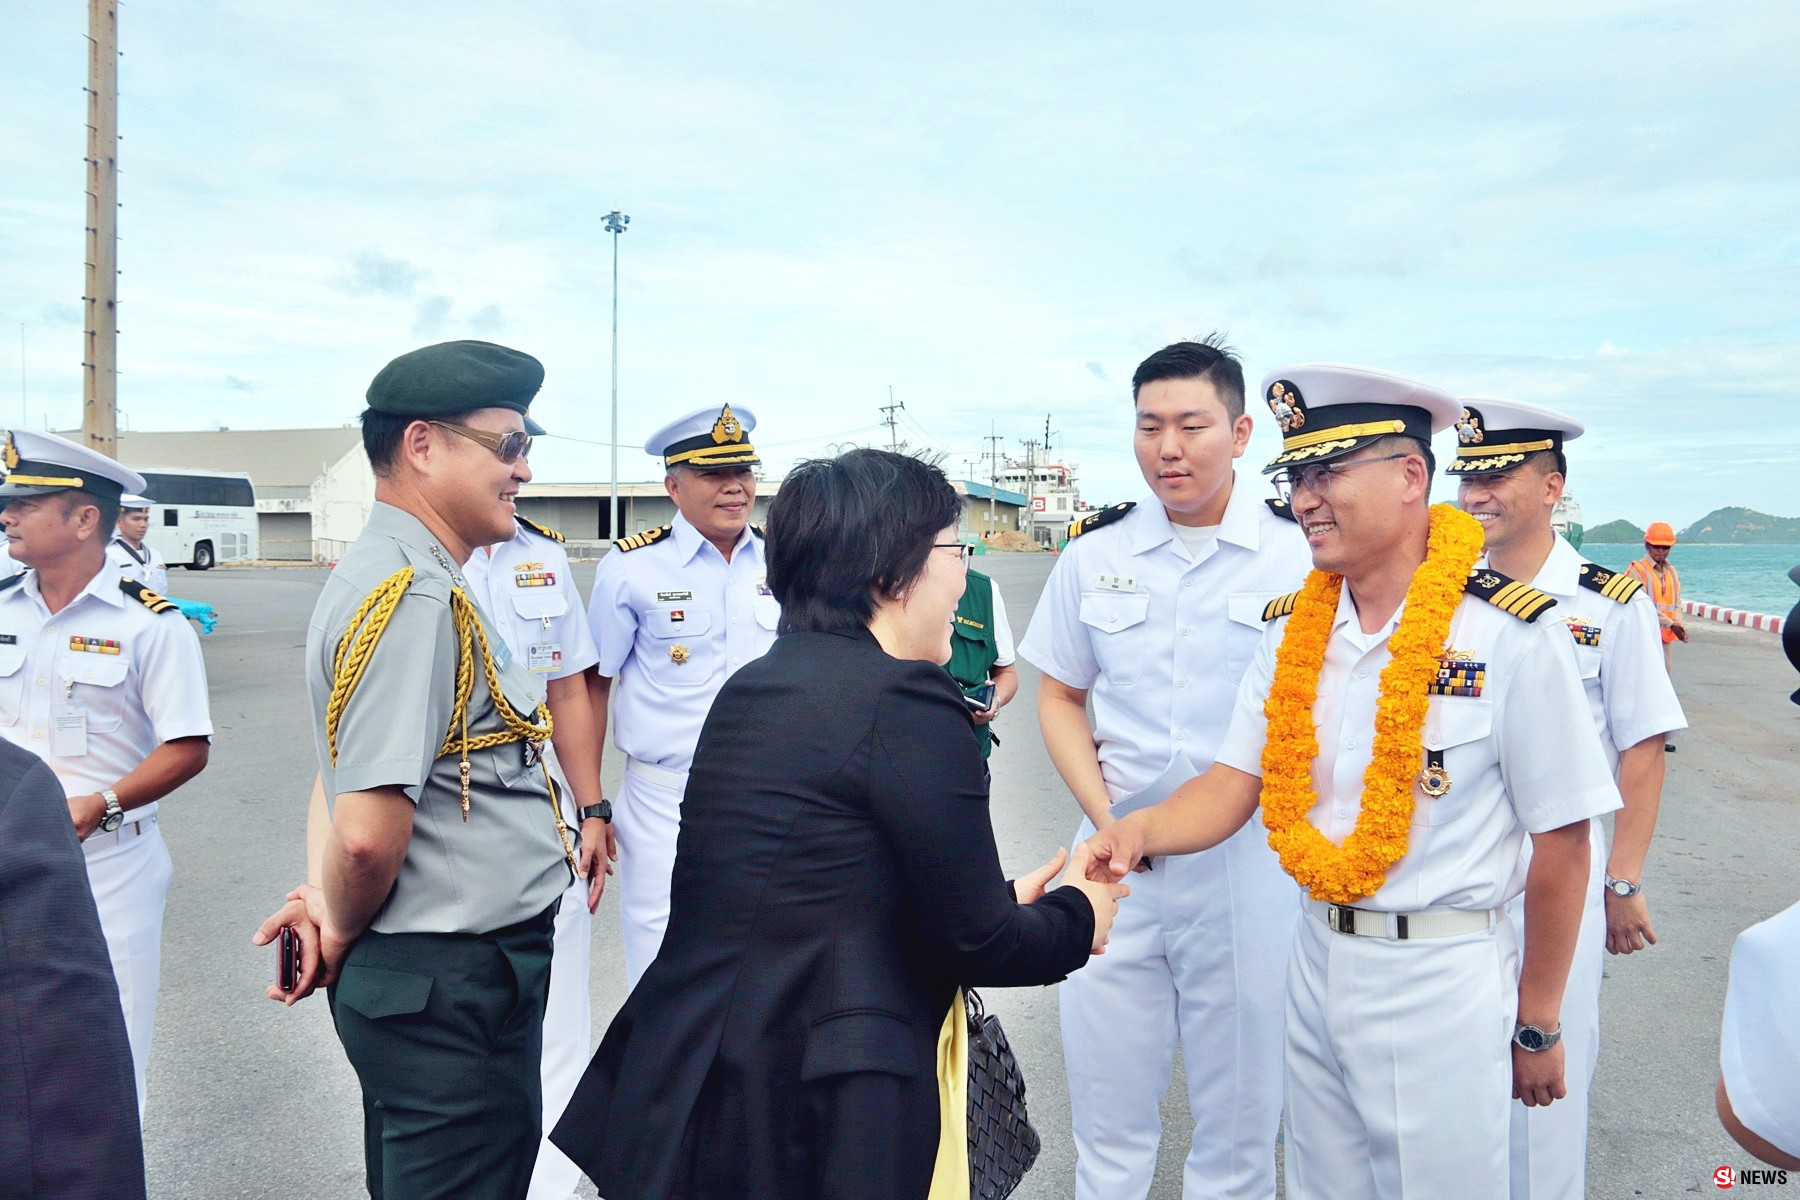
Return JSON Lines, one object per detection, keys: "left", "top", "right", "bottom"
{"left": 306, "top": 502, "right": 571, "bottom": 935}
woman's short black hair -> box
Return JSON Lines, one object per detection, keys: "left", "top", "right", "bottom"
{"left": 767, "top": 448, "right": 963, "bottom": 634}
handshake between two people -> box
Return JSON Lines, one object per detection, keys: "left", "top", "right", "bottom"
{"left": 1012, "top": 837, "right": 1137, "bottom": 954}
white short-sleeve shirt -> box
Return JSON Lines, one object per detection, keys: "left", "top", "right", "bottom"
{"left": 1017, "top": 478, "right": 1312, "bottom": 798}
{"left": 587, "top": 515, "right": 778, "bottom": 773}
{"left": 1721, "top": 899, "right": 1800, "bottom": 1161}
{"left": 106, "top": 536, "right": 169, "bottom": 595}
{"left": 463, "top": 522, "right": 599, "bottom": 682}
{"left": 1215, "top": 584, "right": 1621, "bottom": 912}
{"left": 0, "top": 559, "right": 213, "bottom": 817}
{"left": 988, "top": 576, "right": 1015, "bottom": 669}
{"left": 1515, "top": 535, "right": 1687, "bottom": 766}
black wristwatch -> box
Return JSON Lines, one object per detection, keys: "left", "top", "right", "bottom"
{"left": 1604, "top": 874, "right": 1642, "bottom": 898}
{"left": 1513, "top": 1022, "right": 1563, "bottom": 1053}
{"left": 578, "top": 800, "right": 612, "bottom": 822}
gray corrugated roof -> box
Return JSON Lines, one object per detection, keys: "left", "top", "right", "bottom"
{"left": 53, "top": 427, "right": 363, "bottom": 489}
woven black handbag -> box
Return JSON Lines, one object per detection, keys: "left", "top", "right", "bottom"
{"left": 965, "top": 989, "right": 1041, "bottom": 1200}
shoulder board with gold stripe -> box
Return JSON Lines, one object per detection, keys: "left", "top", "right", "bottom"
{"left": 0, "top": 572, "right": 25, "bottom": 594}
{"left": 1464, "top": 569, "right": 1556, "bottom": 622}
{"left": 1262, "top": 590, "right": 1302, "bottom": 622}
{"left": 515, "top": 515, "right": 565, "bottom": 544}
{"left": 614, "top": 524, "right": 672, "bottom": 553}
{"left": 119, "top": 578, "right": 180, "bottom": 615}
{"left": 1264, "top": 497, "right": 1298, "bottom": 523}
{"left": 1577, "top": 562, "right": 1642, "bottom": 605}
{"left": 1066, "top": 501, "right": 1136, "bottom": 541}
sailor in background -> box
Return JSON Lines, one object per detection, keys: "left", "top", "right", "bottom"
{"left": 0, "top": 428, "right": 213, "bottom": 1113}
{"left": 586, "top": 402, "right": 778, "bottom": 987}
{"left": 462, "top": 492, "right": 611, "bottom": 1200}
{"left": 107, "top": 494, "right": 169, "bottom": 593}
{"left": 1448, "top": 397, "right": 1687, "bottom": 1200}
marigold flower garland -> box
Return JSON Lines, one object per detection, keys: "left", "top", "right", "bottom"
{"left": 1258, "top": 503, "right": 1486, "bottom": 903}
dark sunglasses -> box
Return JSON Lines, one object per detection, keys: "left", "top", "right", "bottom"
{"left": 429, "top": 420, "right": 532, "bottom": 464}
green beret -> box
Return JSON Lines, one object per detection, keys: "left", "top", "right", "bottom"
{"left": 366, "top": 340, "right": 544, "bottom": 418}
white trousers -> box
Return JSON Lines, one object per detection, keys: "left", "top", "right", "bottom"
{"left": 527, "top": 869, "right": 595, "bottom": 1200}
{"left": 614, "top": 760, "right": 685, "bottom": 990}
{"left": 83, "top": 815, "right": 173, "bottom": 1115}
{"left": 1285, "top": 907, "right": 1519, "bottom": 1200}
{"left": 1507, "top": 817, "right": 1605, "bottom": 1200}
{"left": 1060, "top": 816, "right": 1294, "bottom": 1200}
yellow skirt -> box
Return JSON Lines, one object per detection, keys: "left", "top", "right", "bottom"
{"left": 928, "top": 988, "right": 970, "bottom": 1200}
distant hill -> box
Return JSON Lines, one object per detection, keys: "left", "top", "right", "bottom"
{"left": 1679, "top": 507, "right": 1800, "bottom": 544}
{"left": 1585, "top": 519, "right": 1644, "bottom": 544}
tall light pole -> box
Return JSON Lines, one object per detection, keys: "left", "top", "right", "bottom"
{"left": 604, "top": 209, "right": 630, "bottom": 539}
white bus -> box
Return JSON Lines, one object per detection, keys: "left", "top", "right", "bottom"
{"left": 133, "top": 468, "right": 259, "bottom": 570}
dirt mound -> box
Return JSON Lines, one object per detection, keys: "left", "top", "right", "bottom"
{"left": 983, "top": 530, "right": 1046, "bottom": 552}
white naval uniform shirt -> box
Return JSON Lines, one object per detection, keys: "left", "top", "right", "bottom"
{"left": 587, "top": 514, "right": 778, "bottom": 773}
{"left": 107, "top": 537, "right": 169, "bottom": 595}
{"left": 464, "top": 524, "right": 600, "bottom": 688}
{"left": 0, "top": 560, "right": 213, "bottom": 822}
{"left": 1721, "top": 899, "right": 1800, "bottom": 1161}
{"left": 1515, "top": 536, "right": 1687, "bottom": 766}
{"left": 1216, "top": 585, "right": 1621, "bottom": 911}
{"left": 1018, "top": 477, "right": 1311, "bottom": 796}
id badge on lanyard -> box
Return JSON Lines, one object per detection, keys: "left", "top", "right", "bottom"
{"left": 527, "top": 615, "right": 562, "bottom": 675}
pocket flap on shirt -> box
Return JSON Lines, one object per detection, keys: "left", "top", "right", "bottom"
{"left": 59, "top": 655, "right": 130, "bottom": 688}
{"left": 0, "top": 645, "right": 25, "bottom": 678}
{"left": 1227, "top": 591, "right": 1286, "bottom": 628}
{"left": 509, "top": 587, "right": 569, "bottom": 621}
{"left": 799, "top": 1009, "right": 924, "bottom": 1081}
{"left": 1077, "top": 592, "right": 1150, "bottom": 635}
{"left": 1425, "top": 697, "right": 1494, "bottom": 750}
{"left": 647, "top": 607, "right": 711, "bottom": 638}
{"left": 334, "top": 964, "right": 434, "bottom": 1020}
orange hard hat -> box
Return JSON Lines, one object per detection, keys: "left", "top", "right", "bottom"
{"left": 1644, "top": 522, "right": 1677, "bottom": 546}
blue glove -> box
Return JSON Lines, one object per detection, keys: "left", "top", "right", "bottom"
{"left": 167, "top": 597, "right": 219, "bottom": 634}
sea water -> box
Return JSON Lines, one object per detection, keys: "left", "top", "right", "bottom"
{"left": 1582, "top": 543, "right": 1800, "bottom": 616}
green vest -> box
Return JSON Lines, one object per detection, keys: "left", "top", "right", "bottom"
{"left": 947, "top": 570, "right": 999, "bottom": 758}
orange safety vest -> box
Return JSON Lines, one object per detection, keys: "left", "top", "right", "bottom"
{"left": 1627, "top": 557, "right": 1681, "bottom": 643}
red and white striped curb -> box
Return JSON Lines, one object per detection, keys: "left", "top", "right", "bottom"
{"left": 1682, "top": 599, "right": 1786, "bottom": 635}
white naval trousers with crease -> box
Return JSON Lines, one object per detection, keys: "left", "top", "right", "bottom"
{"left": 83, "top": 814, "right": 173, "bottom": 1115}
{"left": 1285, "top": 907, "right": 1519, "bottom": 1200}
{"left": 527, "top": 760, "right": 593, "bottom": 1200}
{"left": 1506, "top": 817, "right": 1606, "bottom": 1200}
{"left": 615, "top": 757, "right": 686, "bottom": 989}
{"left": 1061, "top": 812, "right": 1294, "bottom": 1200}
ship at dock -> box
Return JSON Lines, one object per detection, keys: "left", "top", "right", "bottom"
{"left": 1554, "top": 493, "right": 1585, "bottom": 549}
{"left": 995, "top": 459, "right": 1088, "bottom": 546}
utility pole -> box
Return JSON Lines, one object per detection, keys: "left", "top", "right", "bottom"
{"left": 1020, "top": 437, "right": 1040, "bottom": 545}
{"left": 983, "top": 425, "right": 1003, "bottom": 527}
{"left": 879, "top": 387, "right": 904, "bottom": 450}
{"left": 82, "top": 0, "right": 120, "bottom": 459}
{"left": 603, "top": 209, "right": 630, "bottom": 539}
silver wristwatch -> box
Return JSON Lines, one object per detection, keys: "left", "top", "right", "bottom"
{"left": 1513, "top": 1022, "right": 1563, "bottom": 1053}
{"left": 1603, "top": 874, "right": 1642, "bottom": 898}
{"left": 98, "top": 788, "right": 125, "bottom": 833}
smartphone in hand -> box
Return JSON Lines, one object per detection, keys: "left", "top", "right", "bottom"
{"left": 277, "top": 925, "right": 302, "bottom": 991}
{"left": 963, "top": 681, "right": 996, "bottom": 713}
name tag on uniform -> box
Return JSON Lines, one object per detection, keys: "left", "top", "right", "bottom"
{"left": 1094, "top": 573, "right": 1137, "bottom": 593}
{"left": 527, "top": 642, "right": 562, "bottom": 673}
{"left": 492, "top": 637, "right": 513, "bottom": 670}
{"left": 53, "top": 705, "right": 89, "bottom": 757}
{"left": 657, "top": 590, "right": 692, "bottom": 602}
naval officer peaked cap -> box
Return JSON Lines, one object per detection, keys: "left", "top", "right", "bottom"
{"left": 0, "top": 428, "right": 147, "bottom": 501}
{"left": 365, "top": 340, "right": 548, "bottom": 434}
{"left": 120, "top": 493, "right": 154, "bottom": 510}
{"left": 1443, "top": 397, "right": 1584, "bottom": 476}
{"left": 1259, "top": 362, "right": 1461, "bottom": 474}
{"left": 646, "top": 403, "right": 761, "bottom": 470}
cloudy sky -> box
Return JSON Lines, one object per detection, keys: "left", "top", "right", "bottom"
{"left": 5, "top": 1, "right": 1797, "bottom": 529}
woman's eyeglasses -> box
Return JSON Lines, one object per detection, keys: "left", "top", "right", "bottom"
{"left": 933, "top": 541, "right": 976, "bottom": 568}
{"left": 430, "top": 420, "right": 533, "bottom": 464}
